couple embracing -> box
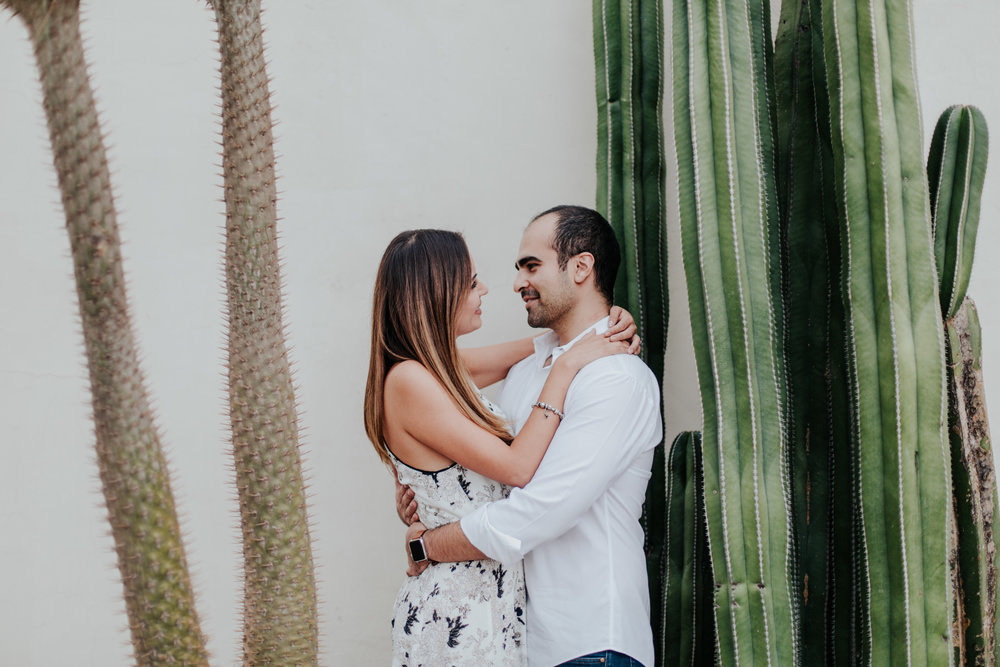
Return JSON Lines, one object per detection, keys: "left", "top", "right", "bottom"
{"left": 364, "top": 205, "right": 662, "bottom": 666}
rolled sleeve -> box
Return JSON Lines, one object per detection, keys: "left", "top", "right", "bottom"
{"left": 460, "top": 504, "right": 524, "bottom": 566}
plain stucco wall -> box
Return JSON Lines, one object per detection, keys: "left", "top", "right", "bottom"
{"left": 0, "top": 1, "right": 996, "bottom": 664}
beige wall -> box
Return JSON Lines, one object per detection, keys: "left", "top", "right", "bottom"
{"left": 0, "top": 1, "right": 996, "bottom": 664}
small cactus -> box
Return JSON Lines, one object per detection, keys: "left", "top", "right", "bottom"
{"left": 660, "top": 431, "right": 716, "bottom": 665}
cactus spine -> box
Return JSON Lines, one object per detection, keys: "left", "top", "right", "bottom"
{"left": 926, "top": 104, "right": 997, "bottom": 665}
{"left": 0, "top": 0, "right": 209, "bottom": 663}
{"left": 672, "top": 0, "right": 797, "bottom": 662}
{"left": 209, "top": 0, "right": 319, "bottom": 663}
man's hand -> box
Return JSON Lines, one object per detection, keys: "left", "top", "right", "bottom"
{"left": 394, "top": 470, "right": 419, "bottom": 525}
{"left": 405, "top": 521, "right": 431, "bottom": 577}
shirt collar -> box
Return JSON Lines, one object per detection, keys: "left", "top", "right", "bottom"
{"left": 532, "top": 316, "right": 611, "bottom": 366}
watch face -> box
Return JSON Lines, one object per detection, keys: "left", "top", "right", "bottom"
{"left": 408, "top": 538, "right": 427, "bottom": 563}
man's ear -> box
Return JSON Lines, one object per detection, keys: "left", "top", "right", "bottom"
{"left": 571, "top": 252, "right": 595, "bottom": 284}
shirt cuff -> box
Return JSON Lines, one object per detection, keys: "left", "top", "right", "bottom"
{"left": 460, "top": 505, "right": 523, "bottom": 566}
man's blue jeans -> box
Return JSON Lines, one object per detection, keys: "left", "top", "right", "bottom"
{"left": 556, "top": 650, "right": 645, "bottom": 666}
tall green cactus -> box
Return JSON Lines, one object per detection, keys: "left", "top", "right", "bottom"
{"left": 592, "top": 1, "right": 671, "bottom": 641}
{"left": 210, "top": 0, "right": 319, "bottom": 662}
{"left": 926, "top": 104, "right": 996, "bottom": 665}
{"left": 820, "top": 1, "right": 952, "bottom": 663}
{"left": 0, "top": 0, "right": 209, "bottom": 663}
{"left": 667, "top": 0, "right": 972, "bottom": 664}
{"left": 593, "top": 0, "right": 668, "bottom": 383}
{"left": 672, "top": 0, "right": 797, "bottom": 663}
{"left": 773, "top": 0, "right": 857, "bottom": 660}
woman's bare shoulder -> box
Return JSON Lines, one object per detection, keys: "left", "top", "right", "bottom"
{"left": 385, "top": 360, "right": 443, "bottom": 398}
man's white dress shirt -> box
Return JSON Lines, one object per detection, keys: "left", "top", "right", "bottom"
{"left": 461, "top": 318, "right": 662, "bottom": 667}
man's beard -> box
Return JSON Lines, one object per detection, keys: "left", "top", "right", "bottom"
{"left": 523, "top": 288, "right": 572, "bottom": 329}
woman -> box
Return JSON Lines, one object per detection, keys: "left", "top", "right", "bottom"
{"left": 364, "top": 229, "right": 636, "bottom": 666}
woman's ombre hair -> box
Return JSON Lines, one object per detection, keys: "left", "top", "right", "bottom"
{"left": 364, "top": 229, "right": 510, "bottom": 465}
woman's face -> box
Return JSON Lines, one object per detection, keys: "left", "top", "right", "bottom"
{"left": 455, "top": 260, "right": 488, "bottom": 337}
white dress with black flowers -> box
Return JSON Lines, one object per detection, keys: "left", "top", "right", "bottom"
{"left": 389, "top": 402, "right": 526, "bottom": 667}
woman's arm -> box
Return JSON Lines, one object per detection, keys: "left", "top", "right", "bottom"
{"left": 459, "top": 305, "right": 639, "bottom": 388}
{"left": 388, "top": 333, "right": 628, "bottom": 488}
{"left": 460, "top": 336, "right": 536, "bottom": 388}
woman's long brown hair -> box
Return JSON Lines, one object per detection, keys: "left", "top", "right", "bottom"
{"left": 364, "top": 229, "right": 510, "bottom": 466}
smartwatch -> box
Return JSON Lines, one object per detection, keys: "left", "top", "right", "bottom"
{"left": 408, "top": 529, "right": 429, "bottom": 563}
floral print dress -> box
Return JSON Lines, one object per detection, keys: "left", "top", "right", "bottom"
{"left": 389, "top": 400, "right": 526, "bottom": 666}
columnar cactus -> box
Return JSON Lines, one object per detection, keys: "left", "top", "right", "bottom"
{"left": 672, "top": 0, "right": 797, "bottom": 662}
{"left": 667, "top": 0, "right": 970, "bottom": 663}
{"left": 820, "top": 1, "right": 952, "bottom": 663}
{"left": 773, "top": 0, "right": 855, "bottom": 660}
{"left": 209, "top": 0, "right": 319, "bottom": 663}
{"left": 0, "top": 0, "right": 209, "bottom": 663}
{"left": 926, "top": 104, "right": 996, "bottom": 665}
{"left": 593, "top": 0, "right": 668, "bottom": 384}
{"left": 592, "top": 0, "right": 671, "bottom": 632}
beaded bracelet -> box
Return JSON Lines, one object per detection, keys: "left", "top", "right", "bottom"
{"left": 532, "top": 401, "right": 565, "bottom": 420}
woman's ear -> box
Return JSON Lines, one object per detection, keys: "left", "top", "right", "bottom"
{"left": 572, "top": 252, "right": 595, "bottom": 284}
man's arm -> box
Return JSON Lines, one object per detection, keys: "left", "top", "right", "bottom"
{"left": 403, "top": 359, "right": 660, "bottom": 571}
{"left": 404, "top": 520, "right": 485, "bottom": 576}
{"left": 462, "top": 359, "right": 662, "bottom": 564}
{"left": 394, "top": 470, "right": 419, "bottom": 525}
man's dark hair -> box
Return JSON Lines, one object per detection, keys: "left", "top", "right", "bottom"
{"left": 533, "top": 204, "right": 621, "bottom": 305}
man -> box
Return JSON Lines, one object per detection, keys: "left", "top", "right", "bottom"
{"left": 402, "top": 205, "right": 662, "bottom": 666}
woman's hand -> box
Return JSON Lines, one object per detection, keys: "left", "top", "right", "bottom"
{"left": 607, "top": 306, "right": 642, "bottom": 355}
{"left": 556, "top": 330, "right": 631, "bottom": 373}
